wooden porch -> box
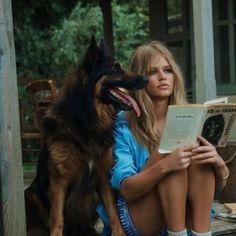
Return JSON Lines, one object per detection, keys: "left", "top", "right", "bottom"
{"left": 23, "top": 169, "right": 236, "bottom": 236}
{"left": 212, "top": 201, "right": 236, "bottom": 235}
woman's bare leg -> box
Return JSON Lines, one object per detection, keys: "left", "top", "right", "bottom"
{"left": 188, "top": 162, "right": 215, "bottom": 232}
{"left": 125, "top": 156, "right": 166, "bottom": 236}
{"left": 128, "top": 190, "right": 166, "bottom": 236}
{"left": 157, "top": 170, "right": 188, "bottom": 232}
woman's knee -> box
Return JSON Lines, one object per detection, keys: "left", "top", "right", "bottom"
{"left": 157, "top": 170, "right": 188, "bottom": 214}
{"left": 157, "top": 169, "right": 188, "bottom": 195}
{"left": 188, "top": 162, "right": 215, "bottom": 195}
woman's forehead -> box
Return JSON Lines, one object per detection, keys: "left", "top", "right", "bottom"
{"left": 150, "top": 54, "right": 170, "bottom": 67}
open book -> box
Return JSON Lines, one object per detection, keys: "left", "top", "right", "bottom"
{"left": 158, "top": 97, "right": 236, "bottom": 153}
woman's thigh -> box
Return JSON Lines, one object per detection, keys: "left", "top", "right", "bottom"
{"left": 127, "top": 189, "right": 166, "bottom": 236}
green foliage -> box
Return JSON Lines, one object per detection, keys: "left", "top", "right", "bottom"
{"left": 112, "top": 0, "right": 149, "bottom": 67}
{"left": 14, "top": 2, "right": 103, "bottom": 130}
{"left": 12, "top": 0, "right": 78, "bottom": 30}
{"left": 14, "top": 1, "right": 149, "bottom": 81}
{"left": 50, "top": 3, "right": 103, "bottom": 78}
{"left": 14, "top": 2, "right": 103, "bottom": 81}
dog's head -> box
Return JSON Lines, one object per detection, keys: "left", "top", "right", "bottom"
{"left": 79, "top": 36, "right": 148, "bottom": 117}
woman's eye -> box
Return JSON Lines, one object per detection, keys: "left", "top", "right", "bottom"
{"left": 149, "top": 70, "right": 157, "bottom": 76}
{"left": 164, "top": 68, "right": 173, "bottom": 73}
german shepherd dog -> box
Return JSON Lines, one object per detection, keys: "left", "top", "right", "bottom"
{"left": 25, "top": 36, "right": 147, "bottom": 236}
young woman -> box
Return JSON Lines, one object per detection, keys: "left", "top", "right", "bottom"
{"left": 109, "top": 41, "right": 229, "bottom": 236}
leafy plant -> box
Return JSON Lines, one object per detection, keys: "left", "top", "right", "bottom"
{"left": 112, "top": 0, "right": 149, "bottom": 67}
{"left": 14, "top": 2, "right": 103, "bottom": 81}
{"left": 49, "top": 3, "right": 103, "bottom": 78}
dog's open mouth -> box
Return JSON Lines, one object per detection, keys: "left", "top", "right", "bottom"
{"left": 109, "top": 88, "right": 140, "bottom": 117}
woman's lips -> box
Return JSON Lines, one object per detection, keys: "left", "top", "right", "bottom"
{"left": 158, "top": 84, "right": 169, "bottom": 89}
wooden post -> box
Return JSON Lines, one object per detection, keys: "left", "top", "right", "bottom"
{"left": 0, "top": 0, "right": 26, "bottom": 235}
{"left": 192, "top": 0, "right": 217, "bottom": 103}
{"left": 149, "top": 0, "right": 165, "bottom": 40}
{"left": 99, "top": 0, "right": 114, "bottom": 54}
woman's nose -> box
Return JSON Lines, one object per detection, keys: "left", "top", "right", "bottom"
{"left": 158, "top": 70, "right": 166, "bottom": 81}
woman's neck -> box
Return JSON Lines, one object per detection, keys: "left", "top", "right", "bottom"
{"left": 153, "top": 98, "right": 169, "bottom": 117}
{"left": 152, "top": 98, "right": 169, "bottom": 132}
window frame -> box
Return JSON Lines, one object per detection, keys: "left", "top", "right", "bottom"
{"left": 213, "top": 0, "right": 236, "bottom": 95}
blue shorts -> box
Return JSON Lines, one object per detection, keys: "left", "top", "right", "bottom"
{"left": 117, "top": 196, "right": 169, "bottom": 236}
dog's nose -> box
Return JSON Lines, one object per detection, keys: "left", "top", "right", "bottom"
{"left": 135, "top": 76, "right": 148, "bottom": 89}
{"left": 142, "top": 76, "right": 148, "bottom": 84}
{"left": 140, "top": 76, "right": 148, "bottom": 86}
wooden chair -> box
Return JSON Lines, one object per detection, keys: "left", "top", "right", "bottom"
{"left": 21, "top": 79, "right": 57, "bottom": 163}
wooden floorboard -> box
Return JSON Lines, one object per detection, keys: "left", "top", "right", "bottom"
{"left": 212, "top": 201, "right": 236, "bottom": 236}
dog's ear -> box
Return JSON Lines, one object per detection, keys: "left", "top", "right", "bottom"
{"left": 89, "top": 35, "right": 98, "bottom": 51}
{"left": 80, "top": 36, "right": 100, "bottom": 72}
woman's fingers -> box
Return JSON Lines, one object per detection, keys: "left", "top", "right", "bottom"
{"left": 192, "top": 145, "right": 214, "bottom": 153}
{"left": 197, "top": 135, "right": 213, "bottom": 147}
{"left": 181, "top": 142, "right": 199, "bottom": 152}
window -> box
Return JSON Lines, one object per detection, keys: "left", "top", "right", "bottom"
{"left": 167, "top": 0, "right": 183, "bottom": 34}
{"left": 213, "top": 0, "right": 236, "bottom": 94}
{"left": 152, "top": 0, "right": 192, "bottom": 100}
{"left": 165, "top": 0, "right": 192, "bottom": 100}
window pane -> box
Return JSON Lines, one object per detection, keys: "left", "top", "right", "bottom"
{"left": 167, "top": 0, "right": 183, "bottom": 34}
{"left": 218, "top": 26, "right": 230, "bottom": 83}
{"left": 167, "top": 41, "right": 191, "bottom": 91}
{"left": 217, "top": 0, "right": 228, "bottom": 20}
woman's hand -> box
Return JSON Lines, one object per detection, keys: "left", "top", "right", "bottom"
{"left": 191, "top": 136, "right": 229, "bottom": 189}
{"left": 161, "top": 142, "right": 199, "bottom": 173}
{"left": 190, "top": 136, "right": 225, "bottom": 168}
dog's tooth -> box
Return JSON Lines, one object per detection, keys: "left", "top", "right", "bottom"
{"left": 118, "top": 88, "right": 126, "bottom": 93}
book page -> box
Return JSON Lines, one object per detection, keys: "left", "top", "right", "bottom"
{"left": 203, "top": 97, "right": 228, "bottom": 105}
{"left": 201, "top": 104, "right": 236, "bottom": 146}
{"left": 158, "top": 106, "right": 205, "bottom": 153}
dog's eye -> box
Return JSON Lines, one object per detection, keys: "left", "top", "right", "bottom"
{"left": 112, "top": 64, "right": 122, "bottom": 75}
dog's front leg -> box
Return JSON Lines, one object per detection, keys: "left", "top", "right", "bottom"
{"left": 100, "top": 149, "right": 125, "bottom": 236}
{"left": 100, "top": 178, "right": 125, "bottom": 236}
{"left": 48, "top": 177, "right": 66, "bottom": 236}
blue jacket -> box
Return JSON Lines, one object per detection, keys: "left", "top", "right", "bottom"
{"left": 110, "top": 111, "right": 149, "bottom": 191}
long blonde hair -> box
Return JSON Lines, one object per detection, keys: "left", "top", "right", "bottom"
{"left": 127, "top": 41, "right": 187, "bottom": 152}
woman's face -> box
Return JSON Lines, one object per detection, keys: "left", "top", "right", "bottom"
{"left": 145, "top": 54, "right": 174, "bottom": 100}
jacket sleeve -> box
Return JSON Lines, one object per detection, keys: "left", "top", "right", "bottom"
{"left": 110, "top": 122, "right": 139, "bottom": 191}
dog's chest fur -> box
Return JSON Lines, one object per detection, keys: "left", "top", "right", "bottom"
{"left": 44, "top": 113, "right": 114, "bottom": 180}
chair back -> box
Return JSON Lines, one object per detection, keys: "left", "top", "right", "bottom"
{"left": 25, "top": 79, "right": 57, "bottom": 130}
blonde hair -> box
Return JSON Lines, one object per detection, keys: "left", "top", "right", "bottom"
{"left": 127, "top": 41, "right": 187, "bottom": 152}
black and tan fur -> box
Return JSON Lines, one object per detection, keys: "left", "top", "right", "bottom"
{"left": 25, "top": 36, "right": 147, "bottom": 236}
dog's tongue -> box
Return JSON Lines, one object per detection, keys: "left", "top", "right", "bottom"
{"left": 112, "top": 88, "right": 141, "bottom": 117}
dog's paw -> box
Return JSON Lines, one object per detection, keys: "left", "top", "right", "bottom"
{"left": 111, "top": 226, "right": 126, "bottom": 236}
{"left": 50, "top": 226, "right": 64, "bottom": 236}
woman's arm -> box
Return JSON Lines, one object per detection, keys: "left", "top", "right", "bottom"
{"left": 121, "top": 143, "right": 199, "bottom": 202}
{"left": 120, "top": 152, "right": 167, "bottom": 202}
{"left": 191, "top": 136, "right": 229, "bottom": 190}
{"left": 214, "top": 160, "right": 229, "bottom": 190}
